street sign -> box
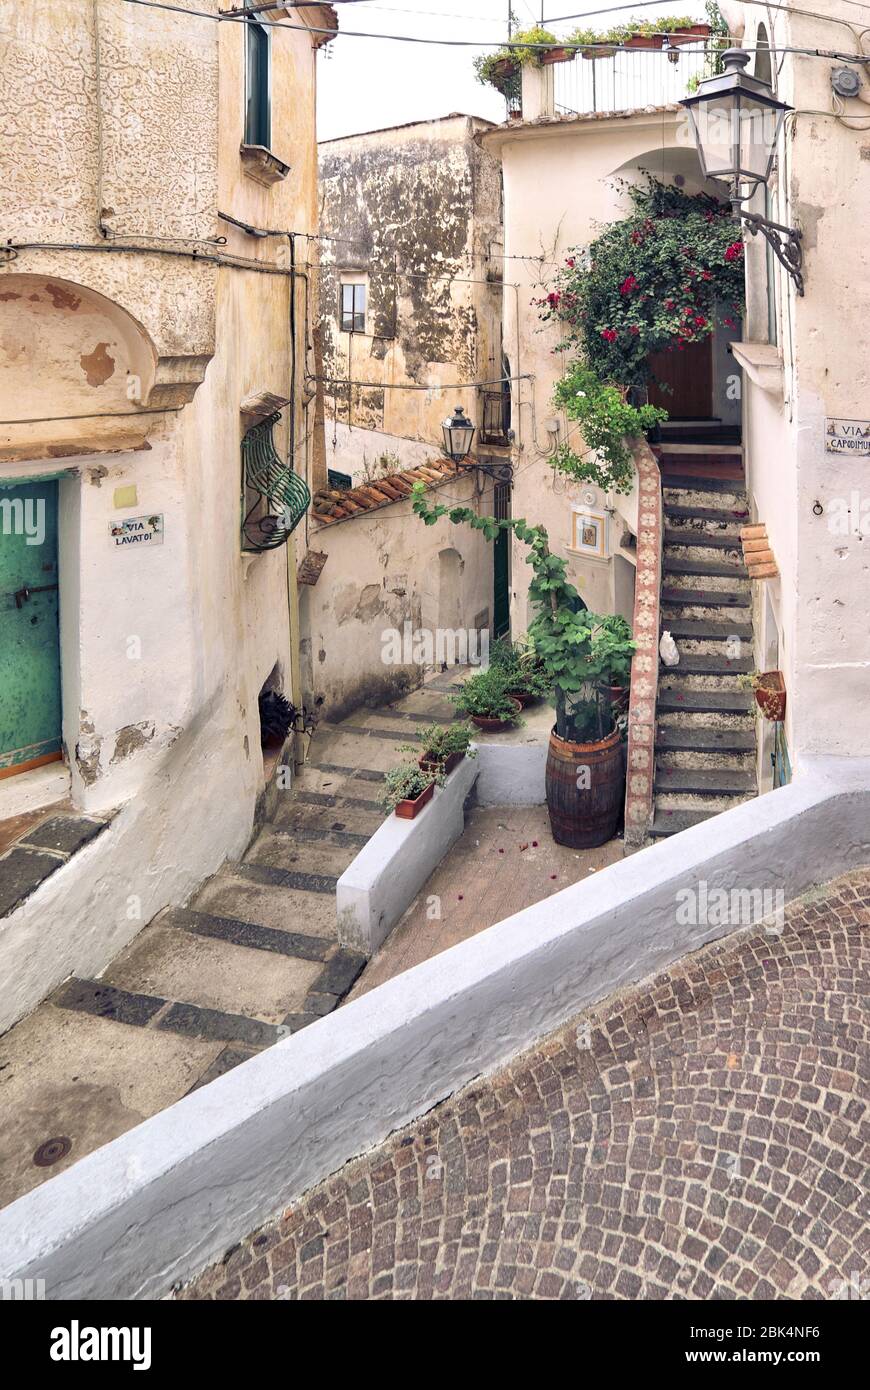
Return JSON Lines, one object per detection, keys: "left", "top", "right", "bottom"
{"left": 825, "top": 418, "right": 870, "bottom": 455}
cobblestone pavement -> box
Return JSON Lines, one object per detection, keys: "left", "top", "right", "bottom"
{"left": 181, "top": 871, "right": 869, "bottom": 1301}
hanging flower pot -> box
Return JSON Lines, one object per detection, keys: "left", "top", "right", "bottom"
{"left": 541, "top": 46, "right": 576, "bottom": 65}
{"left": 754, "top": 670, "right": 786, "bottom": 722}
{"left": 492, "top": 57, "right": 518, "bottom": 79}
{"left": 669, "top": 23, "right": 712, "bottom": 46}
{"left": 624, "top": 33, "right": 664, "bottom": 50}
{"left": 582, "top": 45, "right": 617, "bottom": 59}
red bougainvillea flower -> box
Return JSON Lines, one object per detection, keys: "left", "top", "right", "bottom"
{"left": 601, "top": 328, "right": 618, "bottom": 343}
{"left": 629, "top": 324, "right": 640, "bottom": 336}
{"left": 546, "top": 291, "right": 561, "bottom": 307}
{"left": 664, "top": 299, "right": 675, "bottom": 310}
{"left": 619, "top": 273, "right": 638, "bottom": 296}
{"left": 702, "top": 269, "right": 713, "bottom": 280}
{"left": 565, "top": 257, "right": 575, "bottom": 268}
{"left": 723, "top": 316, "right": 737, "bottom": 329}
{"left": 630, "top": 229, "right": 643, "bottom": 245}
{"left": 694, "top": 315, "right": 707, "bottom": 327}
{"left": 724, "top": 240, "right": 744, "bottom": 262}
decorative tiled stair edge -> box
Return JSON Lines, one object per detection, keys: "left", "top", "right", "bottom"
{"left": 623, "top": 439, "right": 662, "bottom": 849}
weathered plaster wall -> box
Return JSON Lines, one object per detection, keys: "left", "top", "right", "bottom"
{"left": 317, "top": 116, "right": 503, "bottom": 479}
{"left": 737, "top": 1, "right": 870, "bottom": 764}
{"left": 0, "top": 2, "right": 331, "bottom": 1025}
{"left": 485, "top": 109, "right": 729, "bottom": 628}
{"left": 300, "top": 470, "right": 494, "bottom": 719}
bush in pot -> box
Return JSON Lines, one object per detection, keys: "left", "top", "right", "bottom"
{"left": 412, "top": 488, "right": 635, "bottom": 846}
{"left": 380, "top": 760, "right": 442, "bottom": 819}
{"left": 402, "top": 721, "right": 478, "bottom": 775}
{"left": 449, "top": 666, "right": 524, "bottom": 731}
{"left": 489, "top": 634, "right": 552, "bottom": 705}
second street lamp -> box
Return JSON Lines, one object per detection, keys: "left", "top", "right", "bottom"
{"left": 442, "top": 404, "right": 475, "bottom": 464}
{"left": 680, "top": 48, "right": 804, "bottom": 295}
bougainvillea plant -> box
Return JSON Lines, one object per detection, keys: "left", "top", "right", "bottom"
{"left": 551, "top": 364, "right": 667, "bottom": 493}
{"left": 537, "top": 176, "right": 745, "bottom": 385}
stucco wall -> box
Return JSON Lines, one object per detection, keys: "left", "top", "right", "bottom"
{"left": 317, "top": 116, "right": 504, "bottom": 479}
{"left": 300, "top": 470, "right": 494, "bottom": 719}
{"left": 0, "top": 1, "right": 331, "bottom": 1024}
{"left": 736, "top": 1, "right": 870, "bottom": 764}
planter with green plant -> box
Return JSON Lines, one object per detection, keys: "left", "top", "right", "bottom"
{"left": 739, "top": 670, "right": 786, "bottom": 722}
{"left": 413, "top": 488, "right": 635, "bottom": 846}
{"left": 402, "top": 721, "right": 479, "bottom": 776}
{"left": 490, "top": 634, "right": 552, "bottom": 706}
{"left": 381, "top": 760, "right": 442, "bottom": 819}
{"left": 450, "top": 666, "right": 523, "bottom": 732}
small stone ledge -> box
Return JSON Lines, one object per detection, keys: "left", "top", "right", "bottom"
{"left": 239, "top": 144, "right": 291, "bottom": 187}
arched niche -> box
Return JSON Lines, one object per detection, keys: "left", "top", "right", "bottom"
{"left": 0, "top": 273, "right": 158, "bottom": 421}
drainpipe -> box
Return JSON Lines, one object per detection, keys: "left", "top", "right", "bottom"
{"left": 284, "top": 233, "right": 306, "bottom": 773}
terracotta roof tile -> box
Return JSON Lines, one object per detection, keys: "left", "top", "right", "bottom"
{"left": 312, "top": 457, "right": 463, "bottom": 528}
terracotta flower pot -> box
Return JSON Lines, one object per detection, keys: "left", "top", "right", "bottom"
{"left": 418, "top": 749, "right": 465, "bottom": 776}
{"left": 492, "top": 58, "right": 518, "bottom": 78}
{"left": 624, "top": 34, "right": 663, "bottom": 50}
{"left": 541, "top": 47, "right": 575, "bottom": 65}
{"left": 670, "top": 23, "right": 712, "bottom": 45}
{"left": 394, "top": 778, "right": 435, "bottom": 819}
{"left": 582, "top": 45, "right": 616, "bottom": 59}
{"left": 470, "top": 697, "right": 523, "bottom": 732}
{"left": 754, "top": 671, "right": 786, "bottom": 722}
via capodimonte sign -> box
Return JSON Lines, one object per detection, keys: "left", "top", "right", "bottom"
{"left": 110, "top": 514, "right": 164, "bottom": 548}
{"left": 825, "top": 418, "right": 870, "bottom": 456}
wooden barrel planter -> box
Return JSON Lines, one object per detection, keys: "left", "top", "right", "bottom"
{"left": 545, "top": 726, "right": 624, "bottom": 848}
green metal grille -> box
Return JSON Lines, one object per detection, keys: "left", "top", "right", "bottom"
{"left": 242, "top": 411, "right": 310, "bottom": 552}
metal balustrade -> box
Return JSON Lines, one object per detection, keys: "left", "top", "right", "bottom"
{"left": 551, "top": 46, "right": 710, "bottom": 117}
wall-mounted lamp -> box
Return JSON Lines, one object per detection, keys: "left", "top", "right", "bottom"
{"left": 681, "top": 49, "right": 804, "bottom": 295}
{"left": 441, "top": 404, "right": 475, "bottom": 464}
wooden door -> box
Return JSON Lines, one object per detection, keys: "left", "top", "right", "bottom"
{"left": 646, "top": 336, "right": 713, "bottom": 418}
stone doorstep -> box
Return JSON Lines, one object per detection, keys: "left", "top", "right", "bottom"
{"left": 0, "top": 815, "right": 110, "bottom": 919}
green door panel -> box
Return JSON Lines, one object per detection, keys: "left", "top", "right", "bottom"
{"left": 493, "top": 481, "right": 510, "bottom": 639}
{"left": 0, "top": 480, "right": 62, "bottom": 771}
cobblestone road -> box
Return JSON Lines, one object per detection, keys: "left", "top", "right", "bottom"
{"left": 182, "top": 871, "right": 869, "bottom": 1300}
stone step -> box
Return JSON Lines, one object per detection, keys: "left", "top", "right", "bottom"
{"left": 657, "top": 686, "right": 754, "bottom": 715}
{"left": 663, "top": 527, "right": 745, "bottom": 551}
{"left": 664, "top": 503, "right": 750, "bottom": 525}
{"left": 649, "top": 807, "right": 722, "bottom": 837}
{"left": 663, "top": 556, "right": 748, "bottom": 579}
{"left": 193, "top": 868, "right": 339, "bottom": 938}
{"left": 656, "top": 725, "right": 757, "bottom": 753}
{"left": 661, "top": 473, "right": 746, "bottom": 494}
{"left": 0, "top": 813, "right": 112, "bottom": 919}
{"left": 52, "top": 976, "right": 284, "bottom": 1048}
{"left": 160, "top": 906, "right": 335, "bottom": 962}
{"left": 663, "top": 617, "right": 754, "bottom": 642}
{"left": 655, "top": 766, "right": 757, "bottom": 795}
{"left": 661, "top": 586, "right": 751, "bottom": 608}
{"left": 660, "top": 652, "right": 753, "bottom": 675}
{"left": 245, "top": 829, "right": 360, "bottom": 878}
{"left": 273, "top": 798, "right": 385, "bottom": 838}
{"left": 656, "top": 789, "right": 753, "bottom": 814}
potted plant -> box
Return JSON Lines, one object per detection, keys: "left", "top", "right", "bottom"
{"left": 450, "top": 666, "right": 523, "bottom": 732}
{"left": 403, "top": 721, "right": 478, "bottom": 776}
{"left": 381, "top": 760, "right": 441, "bottom": 819}
{"left": 413, "top": 489, "right": 635, "bottom": 848}
{"left": 669, "top": 21, "right": 712, "bottom": 45}
{"left": 569, "top": 27, "right": 616, "bottom": 59}
{"left": 490, "top": 634, "right": 552, "bottom": 706}
{"left": 541, "top": 44, "right": 576, "bottom": 65}
{"left": 592, "top": 613, "right": 634, "bottom": 712}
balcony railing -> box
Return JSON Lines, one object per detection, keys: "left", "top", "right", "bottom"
{"left": 551, "top": 46, "right": 709, "bottom": 117}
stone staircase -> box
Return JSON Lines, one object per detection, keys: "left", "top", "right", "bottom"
{"left": 650, "top": 441, "right": 758, "bottom": 838}
{"left": 41, "top": 676, "right": 461, "bottom": 1088}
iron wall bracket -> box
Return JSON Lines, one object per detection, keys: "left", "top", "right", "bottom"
{"left": 740, "top": 210, "right": 804, "bottom": 296}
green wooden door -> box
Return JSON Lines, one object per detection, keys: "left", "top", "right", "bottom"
{"left": 493, "top": 481, "right": 510, "bottom": 638}
{"left": 0, "top": 480, "right": 62, "bottom": 776}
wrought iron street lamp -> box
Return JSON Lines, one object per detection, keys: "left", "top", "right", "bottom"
{"left": 442, "top": 404, "right": 475, "bottom": 464}
{"left": 681, "top": 48, "right": 804, "bottom": 294}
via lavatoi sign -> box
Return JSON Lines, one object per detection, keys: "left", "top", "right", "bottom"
{"left": 826, "top": 418, "right": 870, "bottom": 455}
{"left": 110, "top": 514, "right": 164, "bottom": 548}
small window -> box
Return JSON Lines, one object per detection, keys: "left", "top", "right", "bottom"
{"left": 245, "top": 22, "right": 271, "bottom": 149}
{"left": 340, "top": 280, "right": 367, "bottom": 334}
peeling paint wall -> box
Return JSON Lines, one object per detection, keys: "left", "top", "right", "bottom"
{"left": 317, "top": 116, "right": 504, "bottom": 479}
{"left": 300, "top": 471, "right": 494, "bottom": 720}
{"left": 0, "top": 0, "right": 331, "bottom": 1027}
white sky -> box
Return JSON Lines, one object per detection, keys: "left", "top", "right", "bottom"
{"left": 316, "top": 0, "right": 704, "bottom": 141}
